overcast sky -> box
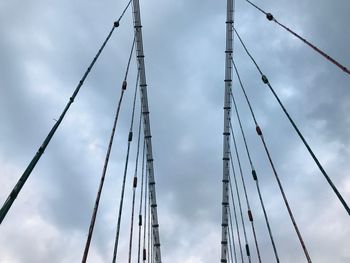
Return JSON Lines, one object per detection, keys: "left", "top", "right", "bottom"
{"left": 0, "top": 0, "right": 349, "bottom": 262}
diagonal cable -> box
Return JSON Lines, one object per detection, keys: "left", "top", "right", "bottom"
{"left": 81, "top": 35, "right": 136, "bottom": 263}
{"left": 111, "top": 64, "right": 140, "bottom": 262}
{"left": 127, "top": 78, "right": 143, "bottom": 263}
{"left": 230, "top": 120, "right": 262, "bottom": 263}
{"left": 232, "top": 30, "right": 312, "bottom": 262}
{"left": 137, "top": 140, "right": 146, "bottom": 262}
{"left": 230, "top": 60, "right": 280, "bottom": 262}
{"left": 229, "top": 189, "right": 243, "bottom": 263}
{"left": 234, "top": 27, "right": 350, "bottom": 216}
{"left": 0, "top": 6, "right": 132, "bottom": 224}
{"left": 229, "top": 150, "right": 251, "bottom": 263}
{"left": 244, "top": 0, "right": 350, "bottom": 76}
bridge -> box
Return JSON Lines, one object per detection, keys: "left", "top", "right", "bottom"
{"left": 0, "top": 0, "right": 349, "bottom": 262}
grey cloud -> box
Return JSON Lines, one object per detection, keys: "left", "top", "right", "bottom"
{"left": 1, "top": 0, "right": 350, "bottom": 262}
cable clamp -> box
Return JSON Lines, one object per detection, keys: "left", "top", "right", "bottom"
{"left": 256, "top": 125, "right": 263, "bottom": 136}
{"left": 262, "top": 75, "right": 269, "bottom": 84}
{"left": 266, "top": 13, "right": 274, "bottom": 21}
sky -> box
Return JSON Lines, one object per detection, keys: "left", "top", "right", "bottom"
{"left": 0, "top": 0, "right": 349, "bottom": 262}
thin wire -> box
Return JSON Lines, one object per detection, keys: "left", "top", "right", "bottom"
{"left": 233, "top": 30, "right": 312, "bottom": 262}
{"left": 234, "top": 28, "right": 350, "bottom": 216}
{"left": 229, "top": 170, "right": 244, "bottom": 263}
{"left": 0, "top": 21, "right": 120, "bottom": 225}
{"left": 230, "top": 62, "right": 280, "bottom": 262}
{"left": 229, "top": 152, "right": 250, "bottom": 263}
{"left": 230, "top": 121, "right": 262, "bottom": 263}
{"left": 143, "top": 145, "right": 148, "bottom": 263}
{"left": 81, "top": 32, "right": 135, "bottom": 263}
{"left": 227, "top": 225, "right": 233, "bottom": 263}
{"left": 245, "top": 0, "right": 350, "bottom": 76}
{"left": 111, "top": 46, "right": 139, "bottom": 263}
{"left": 148, "top": 192, "right": 151, "bottom": 263}
{"left": 128, "top": 82, "right": 143, "bottom": 263}
{"left": 228, "top": 205, "right": 238, "bottom": 263}
{"left": 117, "top": 0, "right": 133, "bottom": 23}
{"left": 137, "top": 140, "right": 146, "bottom": 263}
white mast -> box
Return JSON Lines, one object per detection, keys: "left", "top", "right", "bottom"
{"left": 221, "top": 0, "right": 234, "bottom": 262}
{"left": 131, "top": 1, "right": 162, "bottom": 262}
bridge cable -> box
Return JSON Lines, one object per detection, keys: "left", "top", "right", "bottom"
{"left": 111, "top": 42, "right": 139, "bottom": 263}
{"left": 0, "top": 4, "right": 133, "bottom": 225}
{"left": 232, "top": 30, "right": 312, "bottom": 262}
{"left": 148, "top": 192, "right": 152, "bottom": 263}
{"left": 143, "top": 143, "right": 149, "bottom": 263}
{"left": 127, "top": 82, "right": 143, "bottom": 263}
{"left": 81, "top": 36, "right": 135, "bottom": 263}
{"left": 244, "top": 0, "right": 350, "bottom": 76}
{"left": 234, "top": 28, "right": 350, "bottom": 216}
{"left": 229, "top": 121, "right": 262, "bottom": 263}
{"left": 227, "top": 224, "right": 234, "bottom": 263}
{"left": 228, "top": 167, "right": 244, "bottom": 263}
{"left": 229, "top": 151, "right": 251, "bottom": 262}
{"left": 137, "top": 140, "right": 146, "bottom": 262}
{"left": 228, "top": 205, "right": 239, "bottom": 263}
{"left": 230, "top": 64, "right": 280, "bottom": 262}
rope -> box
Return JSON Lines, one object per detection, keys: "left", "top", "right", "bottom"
{"left": 230, "top": 61, "right": 280, "bottom": 263}
{"left": 245, "top": 0, "right": 350, "bottom": 76}
{"left": 111, "top": 39, "right": 138, "bottom": 263}
{"left": 137, "top": 140, "right": 146, "bottom": 263}
{"left": 0, "top": 19, "right": 123, "bottom": 225}
{"left": 127, "top": 81, "right": 143, "bottom": 263}
{"left": 235, "top": 28, "right": 350, "bottom": 216}
{"left": 81, "top": 30, "right": 135, "bottom": 263}
{"left": 232, "top": 31, "right": 312, "bottom": 262}
{"left": 229, "top": 151, "right": 250, "bottom": 263}
{"left": 229, "top": 121, "right": 262, "bottom": 263}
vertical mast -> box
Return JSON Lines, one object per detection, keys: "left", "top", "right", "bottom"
{"left": 221, "top": 0, "right": 234, "bottom": 262}
{"left": 131, "top": 1, "right": 162, "bottom": 262}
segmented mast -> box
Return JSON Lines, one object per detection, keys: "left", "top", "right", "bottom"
{"left": 131, "top": 0, "right": 162, "bottom": 262}
{"left": 221, "top": 0, "right": 234, "bottom": 262}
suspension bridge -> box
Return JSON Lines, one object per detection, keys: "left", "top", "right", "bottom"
{"left": 0, "top": 0, "right": 349, "bottom": 262}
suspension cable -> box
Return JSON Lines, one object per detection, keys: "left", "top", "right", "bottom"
{"left": 148, "top": 192, "right": 151, "bottom": 263}
{"left": 230, "top": 62, "right": 280, "bottom": 262}
{"left": 234, "top": 28, "right": 350, "bottom": 216}
{"left": 229, "top": 150, "right": 251, "bottom": 263}
{"left": 229, "top": 169, "right": 245, "bottom": 263}
{"left": 227, "top": 224, "right": 234, "bottom": 263}
{"left": 228, "top": 205, "right": 238, "bottom": 263}
{"left": 127, "top": 80, "right": 143, "bottom": 263}
{"left": 245, "top": 0, "right": 350, "bottom": 76}
{"left": 81, "top": 35, "right": 135, "bottom": 263}
{"left": 137, "top": 140, "right": 146, "bottom": 263}
{"left": 111, "top": 47, "right": 139, "bottom": 263}
{"left": 0, "top": 14, "right": 132, "bottom": 225}
{"left": 232, "top": 31, "right": 312, "bottom": 261}
{"left": 143, "top": 145, "right": 148, "bottom": 263}
{"left": 229, "top": 121, "right": 262, "bottom": 263}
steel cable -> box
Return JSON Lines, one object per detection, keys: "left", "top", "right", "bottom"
{"left": 111, "top": 38, "right": 139, "bottom": 263}
{"left": 232, "top": 29, "right": 312, "bottom": 262}
{"left": 245, "top": 0, "right": 350, "bottom": 76}
{"left": 230, "top": 60, "right": 280, "bottom": 262}
{"left": 234, "top": 27, "right": 350, "bottom": 216}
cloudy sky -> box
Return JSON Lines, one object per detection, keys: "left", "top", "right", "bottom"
{"left": 0, "top": 0, "right": 349, "bottom": 262}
